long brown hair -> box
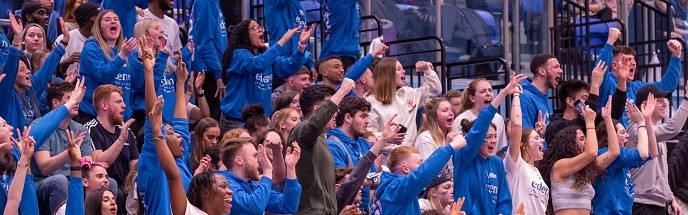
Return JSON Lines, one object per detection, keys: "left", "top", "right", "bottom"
{"left": 519, "top": 128, "right": 536, "bottom": 162}
{"left": 370, "top": 57, "right": 399, "bottom": 105}
{"left": 91, "top": 10, "right": 123, "bottom": 60}
{"left": 460, "top": 78, "right": 488, "bottom": 113}
{"left": 191, "top": 118, "right": 220, "bottom": 171}
{"left": 415, "top": 98, "right": 449, "bottom": 149}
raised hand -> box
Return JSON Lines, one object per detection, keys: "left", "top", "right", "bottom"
{"left": 194, "top": 71, "right": 206, "bottom": 93}
{"left": 583, "top": 105, "right": 596, "bottom": 123}
{"left": 194, "top": 155, "right": 212, "bottom": 176}
{"left": 370, "top": 43, "right": 389, "bottom": 57}
{"left": 591, "top": 61, "right": 607, "bottom": 88}
{"left": 642, "top": 93, "right": 656, "bottom": 120}
{"left": 607, "top": 27, "right": 621, "bottom": 44}
{"left": 668, "top": 39, "right": 683, "bottom": 58}
{"left": 257, "top": 144, "right": 273, "bottom": 178}
{"left": 601, "top": 96, "right": 612, "bottom": 119}
{"left": 15, "top": 126, "right": 35, "bottom": 158}
{"left": 119, "top": 38, "right": 138, "bottom": 58}
{"left": 65, "top": 77, "right": 86, "bottom": 109}
{"left": 627, "top": 100, "right": 645, "bottom": 125}
{"left": 8, "top": 11, "right": 23, "bottom": 37}
{"left": 118, "top": 119, "right": 136, "bottom": 142}
{"left": 504, "top": 73, "right": 527, "bottom": 95}
{"left": 534, "top": 111, "right": 546, "bottom": 136}
{"left": 159, "top": 36, "right": 171, "bottom": 54}
{"left": 616, "top": 59, "right": 630, "bottom": 83}
{"left": 449, "top": 133, "right": 467, "bottom": 150}
{"left": 139, "top": 38, "right": 155, "bottom": 71}
{"left": 263, "top": 131, "right": 283, "bottom": 159}
{"left": 278, "top": 27, "right": 299, "bottom": 47}
{"left": 415, "top": 61, "right": 432, "bottom": 72}
{"left": 59, "top": 17, "right": 70, "bottom": 42}
{"left": 298, "top": 24, "right": 315, "bottom": 45}
{"left": 66, "top": 130, "right": 85, "bottom": 161}
{"left": 148, "top": 96, "right": 165, "bottom": 129}
{"left": 449, "top": 197, "right": 466, "bottom": 215}
{"left": 284, "top": 141, "right": 301, "bottom": 169}
{"left": 175, "top": 56, "right": 189, "bottom": 83}
{"left": 374, "top": 154, "right": 384, "bottom": 173}
{"left": 338, "top": 78, "right": 356, "bottom": 95}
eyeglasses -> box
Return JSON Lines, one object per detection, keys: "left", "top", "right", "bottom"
{"left": 249, "top": 26, "right": 264, "bottom": 32}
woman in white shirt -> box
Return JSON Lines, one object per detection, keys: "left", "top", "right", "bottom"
{"left": 366, "top": 59, "right": 441, "bottom": 147}
{"left": 414, "top": 98, "right": 455, "bottom": 171}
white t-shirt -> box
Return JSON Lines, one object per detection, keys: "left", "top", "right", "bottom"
{"left": 414, "top": 131, "right": 452, "bottom": 172}
{"left": 56, "top": 204, "right": 66, "bottom": 215}
{"left": 418, "top": 198, "right": 450, "bottom": 214}
{"left": 140, "top": 9, "right": 183, "bottom": 52}
{"left": 57, "top": 29, "right": 88, "bottom": 73}
{"left": 185, "top": 199, "right": 208, "bottom": 215}
{"left": 452, "top": 110, "right": 507, "bottom": 152}
{"left": 504, "top": 151, "right": 549, "bottom": 215}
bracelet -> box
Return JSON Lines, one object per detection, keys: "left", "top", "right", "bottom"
{"left": 70, "top": 165, "right": 82, "bottom": 171}
{"left": 59, "top": 40, "right": 68, "bottom": 47}
{"left": 638, "top": 125, "right": 647, "bottom": 129}
{"left": 196, "top": 93, "right": 205, "bottom": 97}
{"left": 17, "top": 162, "right": 29, "bottom": 168}
{"left": 586, "top": 127, "right": 595, "bottom": 130}
{"left": 154, "top": 135, "right": 165, "bottom": 142}
{"left": 298, "top": 42, "right": 307, "bottom": 49}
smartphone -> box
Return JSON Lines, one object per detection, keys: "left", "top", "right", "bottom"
{"left": 398, "top": 125, "right": 407, "bottom": 134}
{"left": 574, "top": 99, "right": 585, "bottom": 115}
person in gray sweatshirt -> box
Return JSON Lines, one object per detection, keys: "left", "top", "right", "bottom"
{"left": 626, "top": 84, "right": 688, "bottom": 215}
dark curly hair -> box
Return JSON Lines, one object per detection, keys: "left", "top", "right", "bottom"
{"left": 241, "top": 104, "right": 269, "bottom": 136}
{"left": 187, "top": 171, "right": 222, "bottom": 210}
{"left": 335, "top": 96, "right": 371, "bottom": 127}
{"left": 221, "top": 19, "right": 266, "bottom": 81}
{"left": 538, "top": 126, "right": 599, "bottom": 192}
{"left": 300, "top": 85, "right": 336, "bottom": 117}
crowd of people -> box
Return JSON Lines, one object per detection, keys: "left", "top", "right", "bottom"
{"left": 0, "top": 0, "right": 686, "bottom": 215}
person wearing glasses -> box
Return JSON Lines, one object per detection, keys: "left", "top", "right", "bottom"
{"left": 218, "top": 20, "right": 312, "bottom": 131}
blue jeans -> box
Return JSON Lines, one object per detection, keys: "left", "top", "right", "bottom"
{"left": 35, "top": 175, "right": 68, "bottom": 215}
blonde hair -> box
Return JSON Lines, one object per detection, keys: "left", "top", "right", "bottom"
{"left": 415, "top": 98, "right": 449, "bottom": 150}
{"left": 92, "top": 10, "right": 123, "bottom": 60}
{"left": 370, "top": 57, "right": 400, "bottom": 105}
{"left": 134, "top": 18, "right": 174, "bottom": 72}
{"left": 21, "top": 24, "right": 47, "bottom": 52}
{"left": 460, "top": 78, "right": 488, "bottom": 113}
{"left": 221, "top": 128, "right": 248, "bottom": 144}
{"left": 271, "top": 107, "right": 298, "bottom": 138}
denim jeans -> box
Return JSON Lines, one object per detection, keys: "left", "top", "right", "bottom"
{"left": 35, "top": 175, "right": 69, "bottom": 215}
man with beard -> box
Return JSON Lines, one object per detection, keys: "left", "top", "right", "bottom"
{"left": 31, "top": 81, "right": 95, "bottom": 215}
{"left": 85, "top": 84, "right": 138, "bottom": 204}
{"left": 35, "top": 0, "right": 60, "bottom": 45}
{"left": 598, "top": 28, "right": 683, "bottom": 126}
{"left": 317, "top": 44, "right": 388, "bottom": 96}
{"left": 218, "top": 137, "right": 302, "bottom": 215}
{"left": 519, "top": 53, "right": 563, "bottom": 128}
{"left": 140, "top": 0, "right": 184, "bottom": 53}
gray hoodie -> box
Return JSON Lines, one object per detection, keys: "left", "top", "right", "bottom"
{"left": 626, "top": 100, "right": 688, "bottom": 206}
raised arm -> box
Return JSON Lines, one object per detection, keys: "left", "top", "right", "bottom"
{"left": 507, "top": 92, "right": 523, "bottom": 163}
{"left": 186, "top": 71, "right": 210, "bottom": 120}
{"left": 596, "top": 98, "right": 620, "bottom": 170}
{"left": 65, "top": 130, "right": 85, "bottom": 214}
{"left": 416, "top": 61, "right": 442, "bottom": 102}
{"left": 265, "top": 142, "right": 302, "bottom": 213}
{"left": 551, "top": 106, "right": 599, "bottom": 181}
{"left": 653, "top": 40, "right": 682, "bottom": 92}
{"left": 3, "top": 127, "right": 35, "bottom": 215}
{"left": 641, "top": 95, "right": 657, "bottom": 159}
{"left": 174, "top": 55, "right": 189, "bottom": 119}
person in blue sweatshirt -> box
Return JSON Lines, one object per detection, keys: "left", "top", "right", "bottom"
{"left": 319, "top": 0, "right": 362, "bottom": 70}
{"left": 102, "top": 0, "right": 148, "bottom": 38}
{"left": 218, "top": 137, "right": 302, "bottom": 215}
{"left": 79, "top": 10, "right": 138, "bottom": 123}
{"left": 264, "top": 0, "right": 317, "bottom": 78}
{"left": 592, "top": 99, "right": 656, "bottom": 215}
{"left": 520, "top": 53, "right": 562, "bottom": 128}
{"left": 318, "top": 43, "right": 388, "bottom": 97}
{"left": 190, "top": 0, "right": 227, "bottom": 107}
{"left": 0, "top": 77, "right": 85, "bottom": 215}
{"left": 0, "top": 13, "right": 67, "bottom": 129}
{"left": 136, "top": 40, "right": 193, "bottom": 215}
{"left": 59, "top": 129, "right": 86, "bottom": 215}
{"left": 0, "top": 123, "right": 35, "bottom": 215}
{"left": 219, "top": 19, "right": 312, "bottom": 129}
{"left": 375, "top": 129, "right": 468, "bottom": 215}
{"left": 452, "top": 74, "right": 526, "bottom": 215}
{"left": 597, "top": 28, "right": 683, "bottom": 127}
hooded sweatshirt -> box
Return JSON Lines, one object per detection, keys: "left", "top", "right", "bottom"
{"left": 102, "top": 0, "right": 149, "bottom": 38}
{"left": 326, "top": 127, "right": 375, "bottom": 210}
{"left": 592, "top": 147, "right": 646, "bottom": 214}
{"left": 376, "top": 145, "right": 455, "bottom": 215}
{"left": 221, "top": 44, "right": 307, "bottom": 120}
{"left": 0, "top": 45, "right": 65, "bottom": 128}
{"left": 319, "top": 0, "right": 361, "bottom": 59}
{"left": 626, "top": 100, "right": 688, "bottom": 207}
{"left": 130, "top": 51, "right": 178, "bottom": 122}
{"left": 519, "top": 79, "right": 552, "bottom": 128}
{"left": 453, "top": 105, "right": 512, "bottom": 215}
{"left": 597, "top": 43, "right": 682, "bottom": 126}
{"left": 190, "top": 0, "right": 227, "bottom": 77}
{"left": 264, "top": 0, "right": 316, "bottom": 73}
{"left": 218, "top": 170, "right": 301, "bottom": 215}
{"left": 79, "top": 38, "right": 133, "bottom": 119}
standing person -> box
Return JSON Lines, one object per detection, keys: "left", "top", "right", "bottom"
{"left": 320, "top": 0, "right": 362, "bottom": 70}
{"left": 85, "top": 84, "right": 139, "bottom": 204}
{"left": 190, "top": 0, "right": 228, "bottom": 120}
{"left": 287, "top": 79, "right": 355, "bottom": 214}
{"left": 505, "top": 89, "right": 549, "bottom": 215}
{"left": 102, "top": 0, "right": 148, "bottom": 38}
{"left": 452, "top": 75, "right": 526, "bottom": 214}
{"left": 366, "top": 59, "right": 441, "bottom": 146}
{"left": 520, "top": 53, "right": 563, "bottom": 128}
{"left": 219, "top": 20, "right": 311, "bottom": 129}
{"left": 597, "top": 28, "right": 683, "bottom": 126}
{"left": 627, "top": 84, "right": 688, "bottom": 215}
{"left": 452, "top": 78, "right": 507, "bottom": 156}
{"left": 78, "top": 10, "right": 138, "bottom": 123}
{"left": 57, "top": 2, "right": 100, "bottom": 77}
{"left": 317, "top": 44, "right": 388, "bottom": 91}
{"left": 264, "top": 0, "right": 316, "bottom": 80}
{"left": 593, "top": 100, "right": 656, "bottom": 214}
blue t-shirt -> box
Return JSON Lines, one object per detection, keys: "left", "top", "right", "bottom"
{"left": 592, "top": 147, "right": 646, "bottom": 214}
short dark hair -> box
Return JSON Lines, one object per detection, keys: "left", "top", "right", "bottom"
{"left": 613, "top": 45, "right": 636, "bottom": 56}
{"left": 530, "top": 53, "right": 557, "bottom": 75}
{"left": 46, "top": 81, "right": 75, "bottom": 109}
{"left": 300, "top": 85, "right": 336, "bottom": 117}
{"left": 335, "top": 96, "right": 371, "bottom": 126}
{"left": 221, "top": 137, "right": 254, "bottom": 169}
{"left": 317, "top": 55, "right": 342, "bottom": 72}
{"left": 187, "top": 171, "right": 221, "bottom": 210}
{"left": 241, "top": 104, "right": 269, "bottom": 134}
{"left": 335, "top": 167, "right": 353, "bottom": 184}
{"left": 556, "top": 80, "right": 590, "bottom": 106}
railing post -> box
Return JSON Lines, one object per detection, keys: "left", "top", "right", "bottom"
{"left": 502, "top": 0, "right": 510, "bottom": 72}
{"left": 242, "top": 0, "right": 249, "bottom": 20}
{"left": 545, "top": 0, "right": 553, "bottom": 54}
{"left": 364, "top": 0, "right": 371, "bottom": 16}
{"left": 436, "top": 0, "right": 444, "bottom": 90}
{"left": 512, "top": 0, "right": 521, "bottom": 73}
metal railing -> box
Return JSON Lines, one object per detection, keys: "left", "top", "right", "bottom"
{"left": 383, "top": 36, "right": 447, "bottom": 92}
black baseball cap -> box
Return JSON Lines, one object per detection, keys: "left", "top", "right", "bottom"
{"left": 635, "top": 85, "right": 672, "bottom": 107}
